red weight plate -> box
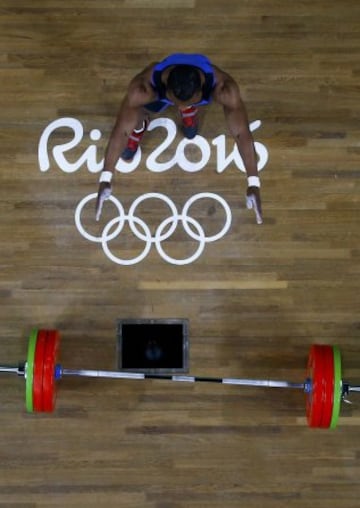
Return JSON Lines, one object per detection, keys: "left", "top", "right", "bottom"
{"left": 33, "top": 330, "right": 47, "bottom": 412}
{"left": 306, "top": 345, "right": 335, "bottom": 428}
{"left": 319, "top": 346, "right": 334, "bottom": 428}
{"left": 42, "top": 330, "right": 60, "bottom": 412}
{"left": 306, "top": 345, "right": 325, "bottom": 427}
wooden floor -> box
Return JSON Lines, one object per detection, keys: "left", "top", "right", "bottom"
{"left": 1, "top": 1, "right": 360, "bottom": 506}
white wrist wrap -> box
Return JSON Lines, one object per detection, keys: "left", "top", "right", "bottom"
{"left": 99, "top": 171, "right": 113, "bottom": 183}
{"left": 247, "top": 176, "right": 260, "bottom": 188}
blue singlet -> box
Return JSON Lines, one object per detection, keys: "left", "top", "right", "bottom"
{"left": 146, "top": 53, "right": 216, "bottom": 112}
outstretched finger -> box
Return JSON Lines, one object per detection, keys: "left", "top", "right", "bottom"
{"left": 95, "top": 196, "right": 105, "bottom": 222}
{"left": 95, "top": 188, "right": 112, "bottom": 221}
{"left": 246, "top": 195, "right": 263, "bottom": 225}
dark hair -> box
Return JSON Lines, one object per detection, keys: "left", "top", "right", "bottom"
{"left": 167, "top": 65, "right": 202, "bottom": 101}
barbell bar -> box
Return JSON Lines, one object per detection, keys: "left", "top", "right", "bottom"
{"left": 0, "top": 328, "right": 357, "bottom": 428}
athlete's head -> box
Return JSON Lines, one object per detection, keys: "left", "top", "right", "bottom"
{"left": 166, "top": 65, "right": 202, "bottom": 102}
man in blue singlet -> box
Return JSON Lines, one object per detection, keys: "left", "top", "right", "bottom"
{"left": 96, "top": 53, "right": 263, "bottom": 224}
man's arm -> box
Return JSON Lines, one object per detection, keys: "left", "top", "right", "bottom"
{"left": 102, "top": 65, "right": 156, "bottom": 172}
{"left": 96, "top": 65, "right": 156, "bottom": 220}
{"left": 212, "top": 68, "right": 263, "bottom": 224}
{"left": 102, "top": 97, "right": 143, "bottom": 171}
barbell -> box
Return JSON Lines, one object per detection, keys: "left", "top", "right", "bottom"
{"left": 1, "top": 328, "right": 359, "bottom": 428}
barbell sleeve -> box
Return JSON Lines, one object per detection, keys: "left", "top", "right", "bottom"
{"left": 0, "top": 364, "right": 25, "bottom": 376}
{"left": 347, "top": 385, "right": 360, "bottom": 393}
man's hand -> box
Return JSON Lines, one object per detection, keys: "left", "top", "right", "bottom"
{"left": 95, "top": 182, "right": 112, "bottom": 221}
{"left": 246, "top": 186, "right": 263, "bottom": 224}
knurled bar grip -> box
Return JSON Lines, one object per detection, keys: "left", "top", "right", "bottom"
{"left": 60, "top": 368, "right": 305, "bottom": 389}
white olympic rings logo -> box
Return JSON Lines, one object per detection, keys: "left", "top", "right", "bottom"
{"left": 75, "top": 192, "right": 232, "bottom": 266}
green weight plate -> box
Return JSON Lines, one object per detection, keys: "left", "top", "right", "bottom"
{"left": 330, "top": 346, "right": 342, "bottom": 429}
{"left": 25, "top": 328, "right": 38, "bottom": 412}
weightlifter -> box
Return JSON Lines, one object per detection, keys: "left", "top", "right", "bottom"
{"left": 96, "top": 53, "right": 263, "bottom": 224}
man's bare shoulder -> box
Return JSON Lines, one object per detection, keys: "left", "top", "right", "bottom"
{"left": 125, "top": 62, "right": 158, "bottom": 107}
{"left": 212, "top": 65, "right": 242, "bottom": 107}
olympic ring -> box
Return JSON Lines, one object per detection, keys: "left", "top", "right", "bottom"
{"left": 102, "top": 215, "right": 152, "bottom": 266}
{"left": 128, "top": 193, "right": 179, "bottom": 242}
{"left": 75, "top": 193, "right": 125, "bottom": 243}
{"left": 155, "top": 215, "right": 206, "bottom": 265}
{"left": 181, "top": 192, "right": 232, "bottom": 242}
{"left": 74, "top": 192, "right": 232, "bottom": 265}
